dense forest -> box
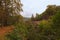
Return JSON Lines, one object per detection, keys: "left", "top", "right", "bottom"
{"left": 0, "top": 0, "right": 60, "bottom": 40}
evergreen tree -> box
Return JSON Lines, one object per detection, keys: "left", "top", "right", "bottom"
{"left": 31, "top": 14, "right": 35, "bottom": 21}
{"left": 0, "top": 0, "right": 23, "bottom": 26}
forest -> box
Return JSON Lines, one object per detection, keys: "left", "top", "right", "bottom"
{"left": 0, "top": 0, "right": 60, "bottom": 40}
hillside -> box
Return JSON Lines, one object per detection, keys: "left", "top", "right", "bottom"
{"left": 31, "top": 5, "right": 60, "bottom": 21}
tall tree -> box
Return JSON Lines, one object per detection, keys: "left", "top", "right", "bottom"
{"left": 31, "top": 14, "right": 35, "bottom": 21}
{"left": 0, "top": 0, "right": 23, "bottom": 26}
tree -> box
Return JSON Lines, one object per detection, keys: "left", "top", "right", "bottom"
{"left": 31, "top": 14, "right": 35, "bottom": 21}
{"left": 35, "top": 13, "right": 41, "bottom": 21}
{"left": 0, "top": 0, "right": 23, "bottom": 26}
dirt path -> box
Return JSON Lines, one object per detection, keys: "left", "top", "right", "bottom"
{"left": 0, "top": 26, "right": 14, "bottom": 40}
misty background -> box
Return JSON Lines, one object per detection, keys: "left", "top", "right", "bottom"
{"left": 21, "top": 0, "right": 60, "bottom": 17}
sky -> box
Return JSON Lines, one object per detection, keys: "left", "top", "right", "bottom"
{"left": 21, "top": 0, "right": 60, "bottom": 17}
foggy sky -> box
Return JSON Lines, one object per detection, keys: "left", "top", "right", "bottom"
{"left": 21, "top": 0, "right": 60, "bottom": 17}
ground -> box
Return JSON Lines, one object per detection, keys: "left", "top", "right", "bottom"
{"left": 0, "top": 26, "right": 14, "bottom": 40}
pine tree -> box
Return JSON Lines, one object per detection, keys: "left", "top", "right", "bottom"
{"left": 31, "top": 14, "right": 35, "bottom": 21}
{"left": 0, "top": 0, "right": 23, "bottom": 26}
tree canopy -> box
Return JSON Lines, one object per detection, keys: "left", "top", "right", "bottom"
{"left": 0, "top": 0, "right": 23, "bottom": 26}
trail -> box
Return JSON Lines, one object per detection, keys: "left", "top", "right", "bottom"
{"left": 0, "top": 26, "right": 14, "bottom": 40}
